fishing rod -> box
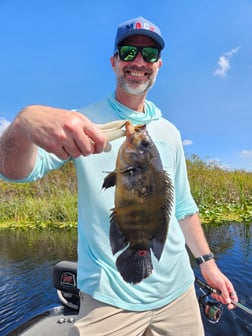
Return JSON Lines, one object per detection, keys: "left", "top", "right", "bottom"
{"left": 195, "top": 277, "right": 252, "bottom": 319}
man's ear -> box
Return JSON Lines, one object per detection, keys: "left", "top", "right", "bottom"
{"left": 110, "top": 56, "right": 116, "bottom": 69}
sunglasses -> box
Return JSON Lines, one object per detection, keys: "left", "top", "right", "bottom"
{"left": 116, "top": 45, "right": 161, "bottom": 63}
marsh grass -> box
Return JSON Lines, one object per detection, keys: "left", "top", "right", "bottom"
{"left": 187, "top": 155, "right": 252, "bottom": 223}
{"left": 0, "top": 161, "right": 77, "bottom": 230}
{"left": 1, "top": 157, "right": 252, "bottom": 229}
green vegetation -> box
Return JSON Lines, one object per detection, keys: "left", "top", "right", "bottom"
{"left": 1, "top": 156, "right": 252, "bottom": 230}
{"left": 187, "top": 155, "right": 252, "bottom": 224}
{"left": 0, "top": 162, "right": 77, "bottom": 230}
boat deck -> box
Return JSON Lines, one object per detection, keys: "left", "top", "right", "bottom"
{"left": 7, "top": 306, "right": 79, "bottom": 336}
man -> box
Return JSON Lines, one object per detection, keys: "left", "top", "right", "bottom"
{"left": 0, "top": 17, "right": 237, "bottom": 336}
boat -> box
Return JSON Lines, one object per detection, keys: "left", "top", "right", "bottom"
{"left": 5, "top": 261, "right": 234, "bottom": 335}
{"left": 6, "top": 261, "right": 80, "bottom": 336}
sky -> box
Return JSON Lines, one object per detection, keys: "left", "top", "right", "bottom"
{"left": 0, "top": 0, "right": 252, "bottom": 171}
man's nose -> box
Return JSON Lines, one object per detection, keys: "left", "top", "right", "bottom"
{"left": 133, "top": 50, "right": 146, "bottom": 64}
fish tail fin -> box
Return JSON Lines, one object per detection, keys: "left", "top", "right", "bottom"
{"left": 116, "top": 248, "right": 153, "bottom": 284}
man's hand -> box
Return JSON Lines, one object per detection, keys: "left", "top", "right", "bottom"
{"left": 200, "top": 260, "right": 238, "bottom": 310}
{"left": 18, "top": 105, "right": 107, "bottom": 159}
{"left": 179, "top": 214, "right": 238, "bottom": 310}
{"left": 0, "top": 105, "right": 107, "bottom": 179}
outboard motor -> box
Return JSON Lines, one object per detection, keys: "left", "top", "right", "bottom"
{"left": 53, "top": 260, "right": 80, "bottom": 311}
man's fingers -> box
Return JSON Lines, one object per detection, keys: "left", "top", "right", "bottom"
{"left": 62, "top": 114, "right": 107, "bottom": 156}
{"left": 79, "top": 126, "right": 106, "bottom": 155}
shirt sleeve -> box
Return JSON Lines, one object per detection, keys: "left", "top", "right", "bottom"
{"left": 174, "top": 135, "right": 198, "bottom": 220}
{"left": 0, "top": 147, "right": 67, "bottom": 183}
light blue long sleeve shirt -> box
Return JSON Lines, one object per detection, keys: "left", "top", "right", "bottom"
{"left": 0, "top": 94, "right": 198, "bottom": 311}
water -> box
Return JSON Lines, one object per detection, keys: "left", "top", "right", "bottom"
{"left": 194, "top": 223, "right": 252, "bottom": 335}
{"left": 0, "top": 223, "right": 251, "bottom": 336}
{"left": 0, "top": 230, "right": 77, "bottom": 335}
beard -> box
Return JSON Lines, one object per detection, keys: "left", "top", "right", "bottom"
{"left": 117, "top": 68, "right": 158, "bottom": 95}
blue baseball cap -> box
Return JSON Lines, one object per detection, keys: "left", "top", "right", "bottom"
{"left": 114, "top": 16, "right": 165, "bottom": 52}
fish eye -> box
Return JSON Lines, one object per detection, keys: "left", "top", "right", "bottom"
{"left": 129, "top": 169, "right": 136, "bottom": 176}
{"left": 123, "top": 165, "right": 144, "bottom": 176}
{"left": 123, "top": 167, "right": 138, "bottom": 175}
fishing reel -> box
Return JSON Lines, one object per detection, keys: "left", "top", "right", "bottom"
{"left": 196, "top": 277, "right": 252, "bottom": 323}
{"left": 196, "top": 277, "right": 223, "bottom": 323}
{"left": 198, "top": 289, "right": 223, "bottom": 323}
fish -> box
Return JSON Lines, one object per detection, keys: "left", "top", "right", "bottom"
{"left": 102, "top": 121, "right": 174, "bottom": 284}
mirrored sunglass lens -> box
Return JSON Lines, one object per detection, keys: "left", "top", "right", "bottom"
{"left": 142, "top": 48, "right": 159, "bottom": 62}
{"left": 119, "top": 46, "right": 137, "bottom": 61}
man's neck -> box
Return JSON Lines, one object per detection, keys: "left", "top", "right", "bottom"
{"left": 115, "top": 89, "right": 146, "bottom": 113}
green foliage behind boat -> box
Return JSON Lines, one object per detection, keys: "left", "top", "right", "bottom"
{"left": 1, "top": 156, "right": 252, "bottom": 229}
{"left": 187, "top": 155, "right": 252, "bottom": 224}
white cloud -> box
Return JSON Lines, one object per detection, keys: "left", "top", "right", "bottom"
{"left": 0, "top": 117, "right": 10, "bottom": 135}
{"left": 213, "top": 46, "right": 241, "bottom": 77}
{"left": 183, "top": 139, "right": 193, "bottom": 146}
{"left": 240, "top": 150, "right": 252, "bottom": 158}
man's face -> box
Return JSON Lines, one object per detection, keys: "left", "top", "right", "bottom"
{"left": 111, "top": 35, "right": 162, "bottom": 96}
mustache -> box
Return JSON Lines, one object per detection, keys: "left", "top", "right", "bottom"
{"left": 123, "top": 65, "right": 153, "bottom": 74}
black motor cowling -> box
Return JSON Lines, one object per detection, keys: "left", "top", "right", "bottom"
{"left": 53, "top": 260, "right": 80, "bottom": 311}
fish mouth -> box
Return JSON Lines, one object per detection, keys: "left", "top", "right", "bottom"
{"left": 124, "top": 123, "right": 150, "bottom": 151}
{"left": 125, "top": 122, "right": 146, "bottom": 138}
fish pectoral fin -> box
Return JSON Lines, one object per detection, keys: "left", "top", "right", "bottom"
{"left": 102, "top": 171, "right": 116, "bottom": 189}
{"left": 109, "top": 213, "right": 128, "bottom": 255}
{"left": 116, "top": 248, "right": 153, "bottom": 284}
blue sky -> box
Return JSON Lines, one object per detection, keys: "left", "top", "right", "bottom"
{"left": 0, "top": 0, "right": 251, "bottom": 171}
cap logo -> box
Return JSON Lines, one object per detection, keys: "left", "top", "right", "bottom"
{"left": 114, "top": 17, "right": 165, "bottom": 51}
{"left": 126, "top": 21, "right": 155, "bottom": 32}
